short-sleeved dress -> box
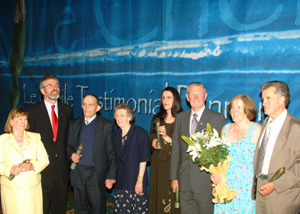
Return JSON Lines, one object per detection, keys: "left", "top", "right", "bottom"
{"left": 214, "top": 123, "right": 257, "bottom": 214}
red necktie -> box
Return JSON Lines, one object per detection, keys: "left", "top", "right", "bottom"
{"left": 51, "top": 105, "right": 58, "bottom": 142}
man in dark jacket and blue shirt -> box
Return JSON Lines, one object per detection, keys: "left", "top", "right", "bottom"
{"left": 67, "top": 94, "right": 116, "bottom": 214}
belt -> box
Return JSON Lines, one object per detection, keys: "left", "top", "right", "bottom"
{"left": 259, "top": 174, "right": 268, "bottom": 179}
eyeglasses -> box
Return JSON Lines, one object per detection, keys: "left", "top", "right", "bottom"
{"left": 114, "top": 114, "right": 128, "bottom": 119}
{"left": 43, "top": 83, "right": 60, "bottom": 89}
{"left": 161, "top": 96, "right": 174, "bottom": 101}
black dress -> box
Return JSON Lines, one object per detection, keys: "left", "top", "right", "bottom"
{"left": 148, "top": 117, "right": 181, "bottom": 214}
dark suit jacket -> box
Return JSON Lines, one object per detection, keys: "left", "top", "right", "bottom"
{"left": 67, "top": 115, "right": 116, "bottom": 187}
{"left": 27, "top": 100, "right": 73, "bottom": 187}
{"left": 170, "top": 107, "right": 225, "bottom": 193}
{"left": 252, "top": 112, "right": 300, "bottom": 213}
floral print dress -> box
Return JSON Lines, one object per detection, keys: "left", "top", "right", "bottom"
{"left": 214, "top": 123, "right": 257, "bottom": 214}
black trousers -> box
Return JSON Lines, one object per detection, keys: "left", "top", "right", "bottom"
{"left": 42, "top": 172, "right": 68, "bottom": 214}
{"left": 73, "top": 165, "right": 106, "bottom": 214}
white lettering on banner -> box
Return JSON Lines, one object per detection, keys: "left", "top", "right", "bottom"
{"left": 22, "top": 83, "right": 263, "bottom": 121}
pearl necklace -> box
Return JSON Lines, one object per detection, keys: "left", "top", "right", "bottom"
{"left": 13, "top": 135, "right": 23, "bottom": 140}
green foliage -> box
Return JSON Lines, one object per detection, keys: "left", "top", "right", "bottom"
{"left": 193, "top": 144, "right": 229, "bottom": 168}
{"left": 181, "top": 135, "right": 194, "bottom": 146}
{"left": 182, "top": 123, "right": 230, "bottom": 169}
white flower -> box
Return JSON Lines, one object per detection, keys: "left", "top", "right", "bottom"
{"left": 213, "top": 128, "right": 219, "bottom": 138}
{"left": 206, "top": 137, "right": 221, "bottom": 148}
{"left": 191, "top": 132, "right": 205, "bottom": 141}
{"left": 183, "top": 123, "right": 231, "bottom": 167}
{"left": 221, "top": 137, "right": 232, "bottom": 147}
{"left": 187, "top": 143, "right": 201, "bottom": 161}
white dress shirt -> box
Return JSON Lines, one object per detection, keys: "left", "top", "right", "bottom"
{"left": 260, "top": 109, "right": 287, "bottom": 175}
{"left": 44, "top": 100, "right": 58, "bottom": 126}
{"left": 85, "top": 116, "right": 96, "bottom": 124}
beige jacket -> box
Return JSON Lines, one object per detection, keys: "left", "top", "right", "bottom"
{"left": 0, "top": 131, "right": 49, "bottom": 188}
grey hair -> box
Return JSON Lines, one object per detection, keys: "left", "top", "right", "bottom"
{"left": 260, "top": 80, "right": 290, "bottom": 107}
{"left": 187, "top": 82, "right": 207, "bottom": 94}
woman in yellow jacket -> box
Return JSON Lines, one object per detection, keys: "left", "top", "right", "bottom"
{"left": 0, "top": 108, "right": 49, "bottom": 214}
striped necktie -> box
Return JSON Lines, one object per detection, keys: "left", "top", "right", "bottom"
{"left": 191, "top": 113, "right": 199, "bottom": 134}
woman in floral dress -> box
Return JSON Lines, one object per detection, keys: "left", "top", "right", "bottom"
{"left": 212, "top": 95, "right": 262, "bottom": 213}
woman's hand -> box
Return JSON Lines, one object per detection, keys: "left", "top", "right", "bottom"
{"left": 10, "top": 164, "right": 22, "bottom": 176}
{"left": 152, "top": 139, "right": 162, "bottom": 150}
{"left": 19, "top": 162, "right": 35, "bottom": 172}
{"left": 159, "top": 126, "right": 172, "bottom": 144}
{"left": 135, "top": 177, "right": 143, "bottom": 195}
{"left": 158, "top": 126, "right": 167, "bottom": 138}
{"left": 211, "top": 174, "right": 222, "bottom": 185}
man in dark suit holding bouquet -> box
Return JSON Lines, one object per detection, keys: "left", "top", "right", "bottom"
{"left": 170, "top": 82, "right": 225, "bottom": 214}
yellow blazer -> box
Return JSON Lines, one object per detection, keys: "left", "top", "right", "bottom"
{"left": 0, "top": 131, "right": 49, "bottom": 188}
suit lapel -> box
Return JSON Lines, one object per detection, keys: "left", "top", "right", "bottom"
{"left": 94, "top": 116, "right": 103, "bottom": 150}
{"left": 184, "top": 110, "right": 192, "bottom": 136}
{"left": 74, "top": 117, "right": 84, "bottom": 148}
{"left": 253, "top": 118, "right": 269, "bottom": 169}
{"left": 57, "top": 101, "right": 63, "bottom": 130}
{"left": 197, "top": 108, "right": 209, "bottom": 132}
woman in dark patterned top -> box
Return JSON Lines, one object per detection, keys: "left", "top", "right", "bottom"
{"left": 113, "top": 103, "right": 151, "bottom": 214}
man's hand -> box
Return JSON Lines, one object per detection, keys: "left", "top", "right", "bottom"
{"left": 171, "top": 180, "right": 179, "bottom": 193}
{"left": 105, "top": 179, "right": 116, "bottom": 189}
{"left": 71, "top": 153, "right": 82, "bottom": 163}
{"left": 258, "top": 182, "right": 275, "bottom": 196}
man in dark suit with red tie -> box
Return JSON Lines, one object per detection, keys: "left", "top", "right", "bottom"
{"left": 27, "top": 74, "right": 73, "bottom": 214}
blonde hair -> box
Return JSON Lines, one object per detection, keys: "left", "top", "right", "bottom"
{"left": 4, "top": 108, "right": 30, "bottom": 133}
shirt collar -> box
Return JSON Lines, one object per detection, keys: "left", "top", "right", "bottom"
{"left": 85, "top": 115, "right": 96, "bottom": 123}
{"left": 44, "top": 99, "right": 57, "bottom": 109}
{"left": 268, "top": 109, "right": 287, "bottom": 126}
{"left": 192, "top": 106, "right": 205, "bottom": 118}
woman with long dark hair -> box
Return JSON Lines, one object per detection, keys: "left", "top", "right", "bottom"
{"left": 148, "top": 87, "right": 183, "bottom": 214}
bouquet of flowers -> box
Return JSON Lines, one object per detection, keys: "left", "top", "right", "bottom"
{"left": 182, "top": 123, "right": 237, "bottom": 204}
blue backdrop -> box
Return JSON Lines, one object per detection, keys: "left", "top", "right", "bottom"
{"left": 1, "top": 0, "right": 300, "bottom": 133}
